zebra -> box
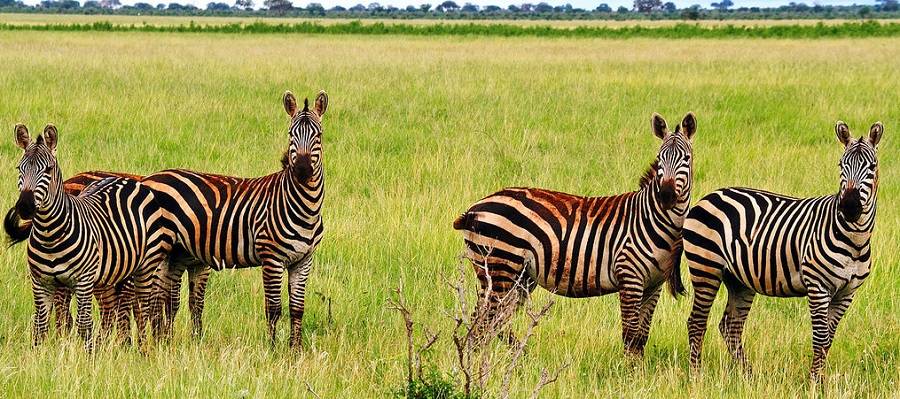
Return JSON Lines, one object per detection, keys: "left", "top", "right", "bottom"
{"left": 139, "top": 90, "right": 328, "bottom": 348}
{"left": 683, "top": 121, "right": 883, "bottom": 382}
{"left": 453, "top": 112, "right": 696, "bottom": 357}
{"left": 4, "top": 171, "right": 210, "bottom": 339}
{"left": 12, "top": 123, "right": 174, "bottom": 351}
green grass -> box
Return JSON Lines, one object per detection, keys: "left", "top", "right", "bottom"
{"left": 0, "top": 30, "right": 898, "bottom": 397}
{"left": 2, "top": 19, "right": 900, "bottom": 38}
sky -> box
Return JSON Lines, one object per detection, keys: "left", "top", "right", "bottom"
{"left": 26, "top": 0, "right": 881, "bottom": 10}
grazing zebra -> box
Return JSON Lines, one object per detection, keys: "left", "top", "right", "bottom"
{"left": 140, "top": 90, "right": 328, "bottom": 348}
{"left": 683, "top": 121, "right": 883, "bottom": 381}
{"left": 453, "top": 113, "right": 696, "bottom": 357}
{"left": 4, "top": 171, "right": 210, "bottom": 338}
{"left": 12, "top": 124, "right": 174, "bottom": 350}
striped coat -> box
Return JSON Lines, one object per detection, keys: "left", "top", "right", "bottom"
{"left": 454, "top": 113, "right": 696, "bottom": 357}
{"left": 5, "top": 170, "right": 209, "bottom": 338}
{"left": 141, "top": 90, "right": 327, "bottom": 348}
{"left": 13, "top": 124, "right": 174, "bottom": 350}
{"left": 683, "top": 121, "right": 883, "bottom": 381}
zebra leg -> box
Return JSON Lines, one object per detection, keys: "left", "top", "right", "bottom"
{"left": 718, "top": 280, "right": 755, "bottom": 375}
{"left": 32, "top": 282, "right": 56, "bottom": 347}
{"left": 633, "top": 286, "right": 662, "bottom": 356}
{"left": 287, "top": 256, "right": 313, "bottom": 350}
{"left": 615, "top": 264, "right": 645, "bottom": 359}
{"left": 161, "top": 261, "right": 187, "bottom": 339}
{"left": 687, "top": 265, "right": 723, "bottom": 372}
{"left": 187, "top": 264, "right": 211, "bottom": 338}
{"left": 95, "top": 285, "right": 118, "bottom": 347}
{"left": 132, "top": 267, "right": 157, "bottom": 347}
{"left": 262, "top": 260, "right": 284, "bottom": 348}
{"left": 115, "top": 279, "right": 135, "bottom": 346}
{"left": 807, "top": 286, "right": 832, "bottom": 383}
{"left": 52, "top": 287, "right": 73, "bottom": 335}
{"left": 824, "top": 294, "right": 854, "bottom": 356}
{"left": 74, "top": 281, "right": 95, "bottom": 353}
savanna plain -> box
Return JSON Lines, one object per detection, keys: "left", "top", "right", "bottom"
{"left": 0, "top": 23, "right": 898, "bottom": 398}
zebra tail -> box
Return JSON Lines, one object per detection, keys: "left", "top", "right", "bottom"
{"left": 452, "top": 212, "right": 474, "bottom": 231}
{"left": 666, "top": 246, "right": 686, "bottom": 298}
{"left": 3, "top": 206, "right": 31, "bottom": 246}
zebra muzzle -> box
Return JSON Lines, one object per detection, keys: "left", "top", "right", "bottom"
{"left": 16, "top": 190, "right": 36, "bottom": 220}
{"left": 292, "top": 153, "right": 314, "bottom": 182}
{"left": 658, "top": 180, "right": 677, "bottom": 210}
{"left": 838, "top": 188, "right": 863, "bottom": 223}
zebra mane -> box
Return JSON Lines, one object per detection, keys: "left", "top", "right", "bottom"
{"left": 280, "top": 150, "right": 290, "bottom": 170}
{"left": 639, "top": 159, "right": 659, "bottom": 190}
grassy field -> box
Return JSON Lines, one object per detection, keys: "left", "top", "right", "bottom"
{"left": 0, "top": 27, "right": 898, "bottom": 398}
{"left": 0, "top": 12, "right": 873, "bottom": 28}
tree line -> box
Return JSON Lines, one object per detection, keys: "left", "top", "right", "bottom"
{"left": 1, "top": 0, "right": 898, "bottom": 20}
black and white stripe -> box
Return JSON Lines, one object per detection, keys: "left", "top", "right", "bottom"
{"left": 13, "top": 123, "right": 173, "bottom": 351}
{"left": 684, "top": 121, "right": 883, "bottom": 381}
{"left": 454, "top": 112, "right": 697, "bottom": 357}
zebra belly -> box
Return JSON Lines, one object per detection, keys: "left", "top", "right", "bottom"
{"left": 722, "top": 238, "right": 807, "bottom": 297}
{"left": 532, "top": 254, "right": 619, "bottom": 298}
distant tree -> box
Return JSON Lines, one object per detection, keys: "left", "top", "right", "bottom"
{"left": 182, "top": 3, "right": 197, "bottom": 9}
{"left": 0, "top": 0, "right": 17, "bottom": 6}
{"left": 419, "top": 3, "right": 430, "bottom": 11}
{"left": 710, "top": 0, "right": 732, "bottom": 10}
{"left": 859, "top": 5, "right": 873, "bottom": 17}
{"left": 349, "top": 3, "right": 365, "bottom": 11}
{"left": 99, "top": 0, "right": 119, "bottom": 8}
{"left": 520, "top": 3, "right": 533, "bottom": 12}
{"left": 60, "top": 0, "right": 81, "bottom": 8}
{"left": 663, "top": 1, "right": 676, "bottom": 12}
{"left": 595, "top": 3, "right": 611, "bottom": 12}
{"left": 534, "top": 2, "right": 551, "bottom": 12}
{"left": 616, "top": 5, "right": 628, "bottom": 13}
{"left": 633, "top": 0, "right": 661, "bottom": 12}
{"left": 82, "top": 0, "right": 101, "bottom": 7}
{"left": 206, "top": 2, "right": 230, "bottom": 10}
{"left": 461, "top": 2, "right": 477, "bottom": 11}
{"left": 306, "top": 2, "right": 324, "bottom": 13}
{"left": 506, "top": 4, "right": 519, "bottom": 11}
{"left": 438, "top": 0, "right": 458, "bottom": 11}
{"left": 264, "top": 0, "right": 292, "bottom": 11}
{"left": 681, "top": 4, "right": 700, "bottom": 19}
{"left": 877, "top": 0, "right": 899, "bottom": 11}
{"left": 234, "top": 0, "right": 253, "bottom": 9}
{"left": 133, "top": 2, "right": 153, "bottom": 9}
{"left": 483, "top": 4, "right": 500, "bottom": 11}
{"left": 367, "top": 1, "right": 382, "bottom": 10}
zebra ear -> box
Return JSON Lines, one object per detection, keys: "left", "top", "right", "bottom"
{"left": 283, "top": 91, "right": 298, "bottom": 118}
{"left": 43, "top": 124, "right": 58, "bottom": 154}
{"left": 680, "top": 112, "right": 697, "bottom": 140}
{"left": 835, "top": 121, "right": 851, "bottom": 146}
{"left": 14, "top": 124, "right": 30, "bottom": 150}
{"left": 868, "top": 122, "right": 883, "bottom": 147}
{"left": 651, "top": 113, "right": 668, "bottom": 139}
{"left": 314, "top": 90, "right": 328, "bottom": 118}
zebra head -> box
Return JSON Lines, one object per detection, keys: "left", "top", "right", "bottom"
{"left": 650, "top": 112, "right": 697, "bottom": 211}
{"left": 835, "top": 121, "right": 882, "bottom": 223}
{"left": 13, "top": 124, "right": 60, "bottom": 219}
{"left": 283, "top": 90, "right": 328, "bottom": 184}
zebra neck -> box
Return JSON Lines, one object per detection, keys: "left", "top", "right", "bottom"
{"left": 832, "top": 196, "right": 875, "bottom": 248}
{"left": 637, "top": 186, "right": 689, "bottom": 232}
{"left": 278, "top": 169, "right": 323, "bottom": 223}
{"left": 32, "top": 171, "right": 74, "bottom": 246}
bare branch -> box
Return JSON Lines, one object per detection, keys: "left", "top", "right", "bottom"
{"left": 305, "top": 381, "right": 322, "bottom": 399}
{"left": 528, "top": 361, "right": 571, "bottom": 399}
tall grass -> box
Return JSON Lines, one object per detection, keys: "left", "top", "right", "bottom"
{"left": 0, "top": 19, "right": 899, "bottom": 38}
{"left": 0, "top": 32, "right": 897, "bottom": 397}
